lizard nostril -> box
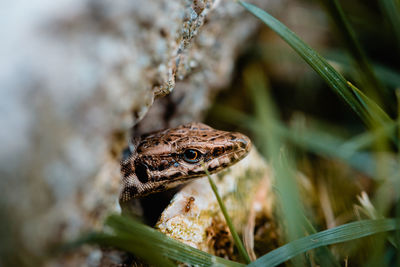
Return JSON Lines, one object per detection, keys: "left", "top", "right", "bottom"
{"left": 234, "top": 136, "right": 251, "bottom": 150}
{"left": 238, "top": 138, "right": 247, "bottom": 147}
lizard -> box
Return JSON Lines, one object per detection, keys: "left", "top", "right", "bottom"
{"left": 119, "top": 122, "right": 251, "bottom": 203}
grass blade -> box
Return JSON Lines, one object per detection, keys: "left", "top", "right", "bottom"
{"left": 212, "top": 104, "right": 398, "bottom": 178}
{"left": 249, "top": 219, "right": 400, "bottom": 267}
{"left": 239, "top": 1, "right": 365, "bottom": 120}
{"left": 238, "top": 1, "right": 394, "bottom": 131}
{"left": 396, "top": 90, "right": 400, "bottom": 265}
{"left": 326, "top": 52, "right": 400, "bottom": 89}
{"left": 82, "top": 214, "right": 245, "bottom": 267}
{"left": 347, "top": 81, "right": 398, "bottom": 146}
{"left": 83, "top": 233, "right": 177, "bottom": 267}
{"left": 203, "top": 166, "right": 251, "bottom": 264}
{"left": 318, "top": 0, "right": 385, "bottom": 99}
{"left": 347, "top": 82, "right": 392, "bottom": 125}
{"left": 380, "top": 0, "right": 400, "bottom": 49}
{"left": 244, "top": 66, "right": 310, "bottom": 265}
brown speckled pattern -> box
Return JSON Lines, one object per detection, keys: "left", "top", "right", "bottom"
{"left": 120, "top": 122, "right": 251, "bottom": 202}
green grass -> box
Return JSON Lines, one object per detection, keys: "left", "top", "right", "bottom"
{"left": 80, "top": 215, "right": 245, "bottom": 267}
{"left": 80, "top": 1, "right": 400, "bottom": 266}
{"left": 238, "top": 1, "right": 394, "bottom": 131}
{"left": 250, "top": 219, "right": 400, "bottom": 266}
{"left": 203, "top": 164, "right": 251, "bottom": 264}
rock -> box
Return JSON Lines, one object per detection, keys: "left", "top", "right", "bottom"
{"left": 0, "top": 0, "right": 286, "bottom": 265}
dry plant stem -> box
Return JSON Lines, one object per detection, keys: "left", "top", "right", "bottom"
{"left": 243, "top": 210, "right": 257, "bottom": 261}
{"left": 318, "top": 180, "right": 336, "bottom": 229}
{"left": 243, "top": 177, "right": 270, "bottom": 261}
{"left": 203, "top": 164, "right": 251, "bottom": 264}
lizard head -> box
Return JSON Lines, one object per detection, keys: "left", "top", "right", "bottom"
{"left": 120, "top": 122, "right": 251, "bottom": 202}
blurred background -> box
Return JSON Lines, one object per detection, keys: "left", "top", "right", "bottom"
{"left": 205, "top": 0, "right": 400, "bottom": 265}
{"left": 1, "top": 0, "right": 399, "bottom": 265}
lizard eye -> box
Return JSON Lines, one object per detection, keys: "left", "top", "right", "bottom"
{"left": 182, "top": 149, "right": 201, "bottom": 163}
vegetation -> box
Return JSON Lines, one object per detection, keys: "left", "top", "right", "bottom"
{"left": 85, "top": 1, "right": 400, "bottom": 265}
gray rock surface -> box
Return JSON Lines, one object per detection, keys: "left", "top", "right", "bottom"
{"left": 0, "top": 0, "right": 284, "bottom": 265}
